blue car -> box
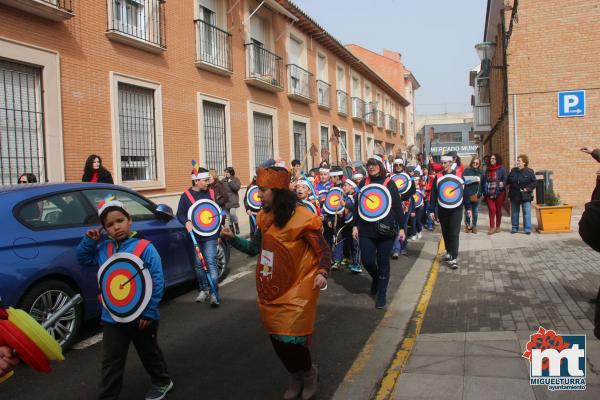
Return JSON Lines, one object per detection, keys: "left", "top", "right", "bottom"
{"left": 0, "top": 183, "right": 230, "bottom": 348}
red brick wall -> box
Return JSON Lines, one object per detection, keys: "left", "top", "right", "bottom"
{"left": 0, "top": 0, "right": 406, "bottom": 196}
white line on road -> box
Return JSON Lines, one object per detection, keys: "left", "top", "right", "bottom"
{"left": 73, "top": 262, "right": 255, "bottom": 350}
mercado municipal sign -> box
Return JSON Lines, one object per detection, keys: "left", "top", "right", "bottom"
{"left": 430, "top": 143, "right": 478, "bottom": 156}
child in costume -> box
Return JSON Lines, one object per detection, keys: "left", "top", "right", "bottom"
{"left": 176, "top": 162, "right": 221, "bottom": 306}
{"left": 295, "top": 179, "right": 321, "bottom": 217}
{"left": 244, "top": 176, "right": 260, "bottom": 240}
{"left": 314, "top": 167, "right": 332, "bottom": 212}
{"left": 324, "top": 166, "right": 345, "bottom": 269}
{"left": 77, "top": 197, "right": 172, "bottom": 400}
{"left": 391, "top": 158, "right": 416, "bottom": 258}
{"left": 342, "top": 179, "right": 362, "bottom": 273}
{"left": 221, "top": 165, "right": 330, "bottom": 400}
{"left": 409, "top": 175, "right": 424, "bottom": 241}
{"left": 421, "top": 167, "right": 434, "bottom": 231}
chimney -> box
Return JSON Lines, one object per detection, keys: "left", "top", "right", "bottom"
{"left": 383, "top": 49, "right": 402, "bottom": 63}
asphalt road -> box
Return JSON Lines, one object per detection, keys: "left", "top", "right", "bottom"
{"left": 1, "top": 243, "right": 424, "bottom": 400}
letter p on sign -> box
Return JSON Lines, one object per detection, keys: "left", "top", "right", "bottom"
{"left": 558, "top": 90, "right": 585, "bottom": 117}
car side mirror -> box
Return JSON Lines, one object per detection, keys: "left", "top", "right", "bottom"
{"left": 155, "top": 204, "right": 174, "bottom": 220}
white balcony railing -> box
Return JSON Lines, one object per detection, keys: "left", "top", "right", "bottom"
{"left": 473, "top": 104, "right": 491, "bottom": 130}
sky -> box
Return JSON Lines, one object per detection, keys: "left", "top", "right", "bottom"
{"left": 296, "top": 0, "right": 488, "bottom": 115}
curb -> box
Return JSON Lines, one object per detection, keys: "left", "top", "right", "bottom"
{"left": 331, "top": 236, "right": 443, "bottom": 400}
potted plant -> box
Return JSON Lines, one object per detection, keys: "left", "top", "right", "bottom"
{"left": 533, "top": 189, "right": 574, "bottom": 233}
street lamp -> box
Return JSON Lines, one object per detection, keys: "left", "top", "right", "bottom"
{"left": 475, "top": 42, "right": 496, "bottom": 62}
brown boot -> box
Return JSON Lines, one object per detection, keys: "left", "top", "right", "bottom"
{"left": 495, "top": 226, "right": 501, "bottom": 233}
{"left": 472, "top": 226, "right": 478, "bottom": 234}
{"left": 301, "top": 365, "right": 318, "bottom": 400}
{"left": 488, "top": 228, "right": 495, "bottom": 235}
{"left": 283, "top": 372, "right": 303, "bottom": 400}
{"left": 465, "top": 226, "right": 471, "bottom": 233}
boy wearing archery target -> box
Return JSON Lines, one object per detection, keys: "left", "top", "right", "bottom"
{"left": 176, "top": 161, "right": 222, "bottom": 307}
{"left": 77, "top": 196, "right": 173, "bottom": 400}
{"left": 324, "top": 166, "right": 346, "bottom": 270}
{"left": 390, "top": 159, "right": 416, "bottom": 259}
{"left": 342, "top": 179, "right": 362, "bottom": 273}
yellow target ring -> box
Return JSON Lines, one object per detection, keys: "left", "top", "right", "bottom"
{"left": 368, "top": 196, "right": 382, "bottom": 210}
{"left": 110, "top": 275, "right": 131, "bottom": 301}
{"left": 199, "top": 210, "right": 213, "bottom": 225}
{"left": 7, "top": 307, "right": 64, "bottom": 362}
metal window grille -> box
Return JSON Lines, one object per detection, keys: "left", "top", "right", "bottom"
{"left": 108, "top": 0, "right": 165, "bottom": 48}
{"left": 0, "top": 59, "right": 46, "bottom": 185}
{"left": 354, "top": 135, "right": 362, "bottom": 161}
{"left": 202, "top": 101, "right": 227, "bottom": 174}
{"left": 320, "top": 126, "right": 329, "bottom": 154}
{"left": 118, "top": 83, "right": 157, "bottom": 182}
{"left": 253, "top": 112, "right": 274, "bottom": 169}
{"left": 293, "top": 121, "right": 307, "bottom": 161}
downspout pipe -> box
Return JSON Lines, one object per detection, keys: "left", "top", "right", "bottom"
{"left": 513, "top": 94, "right": 518, "bottom": 165}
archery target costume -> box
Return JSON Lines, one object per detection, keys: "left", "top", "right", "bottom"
{"left": 76, "top": 233, "right": 171, "bottom": 398}
{"left": 429, "top": 172, "right": 465, "bottom": 261}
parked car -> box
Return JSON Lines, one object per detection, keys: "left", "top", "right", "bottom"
{"left": 0, "top": 183, "right": 230, "bottom": 348}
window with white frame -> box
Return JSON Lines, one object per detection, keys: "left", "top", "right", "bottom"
{"left": 292, "top": 121, "right": 307, "bottom": 161}
{"left": 351, "top": 76, "right": 360, "bottom": 97}
{"left": 364, "top": 83, "right": 372, "bottom": 102}
{"left": 117, "top": 83, "right": 158, "bottom": 182}
{"left": 253, "top": 112, "right": 274, "bottom": 168}
{"left": 336, "top": 65, "right": 345, "bottom": 91}
{"left": 320, "top": 125, "right": 329, "bottom": 161}
{"left": 202, "top": 100, "right": 227, "bottom": 174}
{"left": 339, "top": 130, "right": 348, "bottom": 160}
{"left": 109, "top": 0, "right": 163, "bottom": 46}
{"left": 317, "top": 53, "right": 327, "bottom": 81}
{"left": 0, "top": 59, "right": 46, "bottom": 184}
{"left": 196, "top": 0, "right": 231, "bottom": 70}
{"left": 354, "top": 133, "right": 362, "bottom": 161}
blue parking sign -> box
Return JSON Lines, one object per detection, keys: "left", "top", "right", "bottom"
{"left": 558, "top": 90, "right": 585, "bottom": 117}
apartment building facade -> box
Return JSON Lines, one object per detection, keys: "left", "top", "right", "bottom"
{"left": 472, "top": 0, "right": 600, "bottom": 206}
{"left": 0, "top": 0, "right": 411, "bottom": 205}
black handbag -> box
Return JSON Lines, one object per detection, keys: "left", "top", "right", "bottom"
{"left": 520, "top": 190, "right": 532, "bottom": 203}
{"left": 376, "top": 220, "right": 398, "bottom": 238}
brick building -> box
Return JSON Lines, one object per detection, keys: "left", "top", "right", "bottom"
{"left": 0, "top": 0, "right": 414, "bottom": 206}
{"left": 473, "top": 0, "right": 600, "bottom": 207}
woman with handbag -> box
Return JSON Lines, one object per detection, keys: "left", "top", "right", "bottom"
{"left": 463, "top": 157, "right": 484, "bottom": 233}
{"left": 352, "top": 155, "right": 405, "bottom": 309}
{"left": 483, "top": 153, "right": 508, "bottom": 234}
{"left": 507, "top": 154, "right": 537, "bottom": 234}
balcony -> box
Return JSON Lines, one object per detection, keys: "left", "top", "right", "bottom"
{"left": 351, "top": 97, "right": 365, "bottom": 121}
{"left": 287, "top": 64, "right": 314, "bottom": 104}
{"left": 473, "top": 104, "right": 491, "bottom": 132}
{"left": 245, "top": 43, "right": 283, "bottom": 92}
{"left": 385, "top": 114, "right": 397, "bottom": 133}
{"left": 194, "top": 19, "right": 232, "bottom": 75}
{"left": 106, "top": 0, "right": 166, "bottom": 54}
{"left": 364, "top": 102, "right": 376, "bottom": 125}
{"left": 376, "top": 110, "right": 385, "bottom": 128}
{"left": 0, "top": 0, "right": 73, "bottom": 21}
{"left": 337, "top": 90, "right": 348, "bottom": 115}
{"left": 317, "top": 80, "right": 331, "bottom": 109}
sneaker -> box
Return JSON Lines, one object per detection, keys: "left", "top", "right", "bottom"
{"left": 442, "top": 252, "right": 452, "bottom": 261}
{"left": 409, "top": 235, "right": 418, "bottom": 242}
{"left": 349, "top": 264, "right": 362, "bottom": 274}
{"left": 401, "top": 249, "right": 408, "bottom": 256}
{"left": 525, "top": 232, "right": 531, "bottom": 235}
{"left": 417, "top": 232, "right": 423, "bottom": 239}
{"left": 446, "top": 259, "right": 458, "bottom": 270}
{"left": 511, "top": 229, "right": 518, "bottom": 234}
{"left": 210, "top": 293, "right": 220, "bottom": 307}
{"left": 145, "top": 381, "right": 173, "bottom": 400}
{"left": 331, "top": 261, "right": 340, "bottom": 270}
{"left": 195, "top": 290, "right": 209, "bottom": 303}
{"left": 340, "top": 258, "right": 349, "bottom": 267}
{"left": 391, "top": 252, "right": 399, "bottom": 260}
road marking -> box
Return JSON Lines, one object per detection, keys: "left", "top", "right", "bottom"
{"left": 374, "top": 239, "right": 444, "bottom": 400}
{"left": 73, "top": 261, "right": 256, "bottom": 350}
{"left": 72, "top": 333, "right": 103, "bottom": 350}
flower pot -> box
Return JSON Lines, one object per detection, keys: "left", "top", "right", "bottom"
{"left": 533, "top": 204, "right": 573, "bottom": 233}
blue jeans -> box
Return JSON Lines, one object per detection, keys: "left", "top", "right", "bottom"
{"left": 359, "top": 236, "right": 395, "bottom": 303}
{"left": 194, "top": 239, "right": 219, "bottom": 294}
{"left": 510, "top": 199, "right": 532, "bottom": 233}
{"left": 423, "top": 200, "right": 433, "bottom": 230}
{"left": 464, "top": 199, "right": 480, "bottom": 227}
{"left": 393, "top": 213, "right": 410, "bottom": 253}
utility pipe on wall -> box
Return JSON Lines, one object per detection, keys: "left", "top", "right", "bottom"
{"left": 513, "top": 94, "right": 518, "bottom": 165}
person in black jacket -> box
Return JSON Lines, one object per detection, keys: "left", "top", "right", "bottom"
{"left": 352, "top": 155, "right": 405, "bottom": 309}
{"left": 429, "top": 155, "right": 463, "bottom": 269}
{"left": 507, "top": 154, "right": 537, "bottom": 234}
{"left": 82, "top": 154, "right": 114, "bottom": 183}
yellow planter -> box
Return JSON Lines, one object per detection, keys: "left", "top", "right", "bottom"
{"left": 533, "top": 204, "right": 573, "bottom": 233}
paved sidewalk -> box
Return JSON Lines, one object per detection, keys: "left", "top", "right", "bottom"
{"left": 391, "top": 211, "right": 600, "bottom": 400}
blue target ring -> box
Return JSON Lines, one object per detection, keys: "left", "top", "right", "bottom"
{"left": 301, "top": 200, "right": 318, "bottom": 214}
{"left": 323, "top": 187, "right": 345, "bottom": 215}
{"left": 391, "top": 173, "right": 412, "bottom": 194}
{"left": 412, "top": 190, "right": 424, "bottom": 208}
{"left": 437, "top": 175, "right": 464, "bottom": 209}
{"left": 188, "top": 199, "right": 222, "bottom": 236}
{"left": 246, "top": 185, "right": 262, "bottom": 211}
{"left": 358, "top": 183, "right": 392, "bottom": 222}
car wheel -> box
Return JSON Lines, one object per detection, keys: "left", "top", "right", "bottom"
{"left": 216, "top": 241, "right": 230, "bottom": 282}
{"left": 19, "top": 280, "right": 83, "bottom": 350}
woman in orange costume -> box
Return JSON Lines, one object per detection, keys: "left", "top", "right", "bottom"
{"left": 221, "top": 165, "right": 331, "bottom": 400}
